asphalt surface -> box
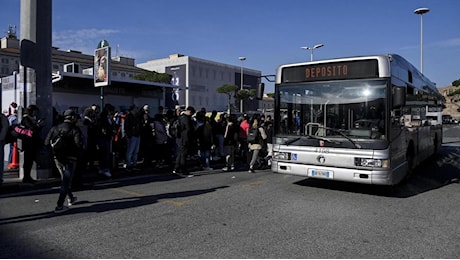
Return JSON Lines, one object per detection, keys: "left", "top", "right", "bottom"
{"left": 0, "top": 126, "right": 459, "bottom": 258}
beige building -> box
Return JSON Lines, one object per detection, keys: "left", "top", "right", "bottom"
{"left": 439, "top": 85, "right": 460, "bottom": 120}
{"left": 137, "top": 54, "right": 262, "bottom": 112}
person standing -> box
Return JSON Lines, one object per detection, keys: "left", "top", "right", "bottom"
{"left": 96, "top": 104, "right": 116, "bottom": 177}
{"left": 153, "top": 113, "right": 170, "bottom": 168}
{"left": 20, "top": 105, "right": 44, "bottom": 184}
{"left": 222, "top": 115, "right": 238, "bottom": 172}
{"left": 247, "top": 118, "right": 267, "bottom": 173}
{"left": 81, "top": 107, "right": 98, "bottom": 172}
{"left": 139, "top": 105, "right": 154, "bottom": 167}
{"left": 7, "top": 109, "right": 17, "bottom": 166}
{"left": 196, "top": 116, "right": 214, "bottom": 171}
{"left": 0, "top": 113, "right": 9, "bottom": 186}
{"left": 173, "top": 106, "right": 195, "bottom": 175}
{"left": 45, "top": 110, "right": 83, "bottom": 213}
{"left": 239, "top": 115, "right": 250, "bottom": 163}
{"left": 124, "top": 105, "right": 141, "bottom": 171}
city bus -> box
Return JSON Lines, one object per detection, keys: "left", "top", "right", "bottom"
{"left": 268, "top": 54, "right": 443, "bottom": 185}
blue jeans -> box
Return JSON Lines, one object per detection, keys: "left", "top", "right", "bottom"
{"left": 54, "top": 158, "right": 77, "bottom": 207}
{"left": 125, "top": 136, "right": 140, "bottom": 168}
{"left": 200, "top": 149, "right": 211, "bottom": 168}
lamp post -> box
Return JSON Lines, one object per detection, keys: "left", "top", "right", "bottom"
{"left": 414, "top": 7, "right": 429, "bottom": 74}
{"left": 301, "top": 44, "right": 324, "bottom": 61}
{"left": 238, "top": 56, "right": 246, "bottom": 113}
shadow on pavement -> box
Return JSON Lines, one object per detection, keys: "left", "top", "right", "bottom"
{"left": 0, "top": 185, "right": 229, "bottom": 226}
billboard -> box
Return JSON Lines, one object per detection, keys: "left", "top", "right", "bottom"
{"left": 94, "top": 46, "right": 111, "bottom": 87}
{"left": 165, "top": 65, "right": 186, "bottom": 109}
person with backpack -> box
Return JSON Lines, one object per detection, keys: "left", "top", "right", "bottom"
{"left": 173, "top": 106, "right": 196, "bottom": 175}
{"left": 45, "top": 109, "right": 83, "bottom": 213}
{"left": 247, "top": 117, "right": 267, "bottom": 173}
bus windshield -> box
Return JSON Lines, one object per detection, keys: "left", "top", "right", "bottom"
{"left": 277, "top": 79, "right": 387, "bottom": 142}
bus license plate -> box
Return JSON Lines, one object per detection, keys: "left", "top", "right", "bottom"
{"left": 308, "top": 169, "right": 333, "bottom": 179}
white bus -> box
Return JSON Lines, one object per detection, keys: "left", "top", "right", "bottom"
{"left": 269, "top": 54, "right": 443, "bottom": 185}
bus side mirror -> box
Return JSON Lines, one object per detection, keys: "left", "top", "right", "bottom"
{"left": 256, "top": 83, "right": 265, "bottom": 100}
{"left": 393, "top": 87, "right": 406, "bottom": 108}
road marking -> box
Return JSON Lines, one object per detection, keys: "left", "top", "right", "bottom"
{"left": 111, "top": 188, "right": 146, "bottom": 197}
{"left": 111, "top": 188, "right": 196, "bottom": 207}
{"left": 243, "top": 180, "right": 265, "bottom": 187}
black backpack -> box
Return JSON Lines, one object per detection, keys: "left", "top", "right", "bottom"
{"left": 169, "top": 117, "right": 182, "bottom": 138}
{"left": 50, "top": 128, "right": 74, "bottom": 155}
{"left": 247, "top": 127, "right": 260, "bottom": 144}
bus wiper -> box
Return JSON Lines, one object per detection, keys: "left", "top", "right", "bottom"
{"left": 305, "top": 134, "right": 342, "bottom": 145}
{"left": 284, "top": 137, "right": 301, "bottom": 145}
{"left": 324, "top": 127, "right": 362, "bottom": 149}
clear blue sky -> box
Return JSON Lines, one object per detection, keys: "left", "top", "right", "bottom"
{"left": 1, "top": 0, "right": 459, "bottom": 92}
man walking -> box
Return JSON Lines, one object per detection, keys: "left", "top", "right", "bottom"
{"left": 45, "top": 110, "right": 83, "bottom": 213}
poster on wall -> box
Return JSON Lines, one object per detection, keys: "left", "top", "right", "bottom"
{"left": 165, "top": 65, "right": 186, "bottom": 109}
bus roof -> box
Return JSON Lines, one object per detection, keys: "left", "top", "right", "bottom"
{"left": 276, "top": 54, "right": 438, "bottom": 95}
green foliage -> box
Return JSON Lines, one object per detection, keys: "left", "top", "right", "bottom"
{"left": 266, "top": 93, "right": 275, "bottom": 98}
{"left": 133, "top": 71, "right": 172, "bottom": 84}
{"left": 216, "top": 84, "right": 238, "bottom": 94}
{"left": 216, "top": 84, "right": 239, "bottom": 113}
{"left": 447, "top": 88, "right": 460, "bottom": 96}
{"left": 452, "top": 79, "right": 460, "bottom": 87}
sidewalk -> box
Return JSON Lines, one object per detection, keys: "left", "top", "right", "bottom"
{"left": 0, "top": 157, "right": 230, "bottom": 196}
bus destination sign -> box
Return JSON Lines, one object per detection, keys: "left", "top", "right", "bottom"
{"left": 281, "top": 59, "right": 379, "bottom": 83}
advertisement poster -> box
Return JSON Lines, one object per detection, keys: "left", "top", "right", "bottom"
{"left": 94, "top": 46, "right": 111, "bottom": 87}
{"left": 165, "top": 65, "right": 186, "bottom": 109}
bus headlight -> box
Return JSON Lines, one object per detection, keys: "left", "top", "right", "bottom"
{"left": 355, "top": 158, "right": 389, "bottom": 168}
{"left": 274, "top": 152, "right": 291, "bottom": 160}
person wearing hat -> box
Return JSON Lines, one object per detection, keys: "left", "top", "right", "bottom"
{"left": 45, "top": 109, "right": 83, "bottom": 213}
{"left": 173, "top": 106, "right": 196, "bottom": 175}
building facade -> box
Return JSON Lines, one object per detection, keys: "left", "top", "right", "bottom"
{"left": 137, "top": 54, "right": 262, "bottom": 112}
{"left": 439, "top": 85, "right": 460, "bottom": 120}
{"left": 0, "top": 28, "right": 169, "bottom": 115}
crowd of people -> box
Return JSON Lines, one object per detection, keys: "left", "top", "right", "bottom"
{"left": 0, "top": 102, "right": 274, "bottom": 212}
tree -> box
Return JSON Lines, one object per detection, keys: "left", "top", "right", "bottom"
{"left": 266, "top": 93, "right": 275, "bottom": 98}
{"left": 133, "top": 71, "right": 172, "bottom": 84}
{"left": 216, "top": 84, "right": 238, "bottom": 114}
{"left": 452, "top": 79, "right": 460, "bottom": 87}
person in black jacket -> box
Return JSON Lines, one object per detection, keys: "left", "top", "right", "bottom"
{"left": 96, "top": 104, "right": 116, "bottom": 177}
{"left": 173, "top": 106, "right": 195, "bottom": 175}
{"left": 222, "top": 114, "right": 238, "bottom": 172}
{"left": 45, "top": 110, "right": 83, "bottom": 213}
{"left": 124, "top": 105, "right": 141, "bottom": 171}
{"left": 196, "top": 114, "right": 214, "bottom": 170}
{"left": 20, "top": 105, "right": 45, "bottom": 184}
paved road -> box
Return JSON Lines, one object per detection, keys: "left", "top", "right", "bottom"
{"left": 0, "top": 126, "right": 459, "bottom": 258}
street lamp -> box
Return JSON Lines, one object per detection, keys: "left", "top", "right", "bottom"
{"left": 301, "top": 44, "right": 324, "bottom": 61}
{"left": 414, "top": 7, "right": 429, "bottom": 74}
{"left": 238, "top": 56, "right": 246, "bottom": 113}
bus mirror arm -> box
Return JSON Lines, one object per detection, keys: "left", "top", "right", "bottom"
{"left": 392, "top": 87, "right": 406, "bottom": 108}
